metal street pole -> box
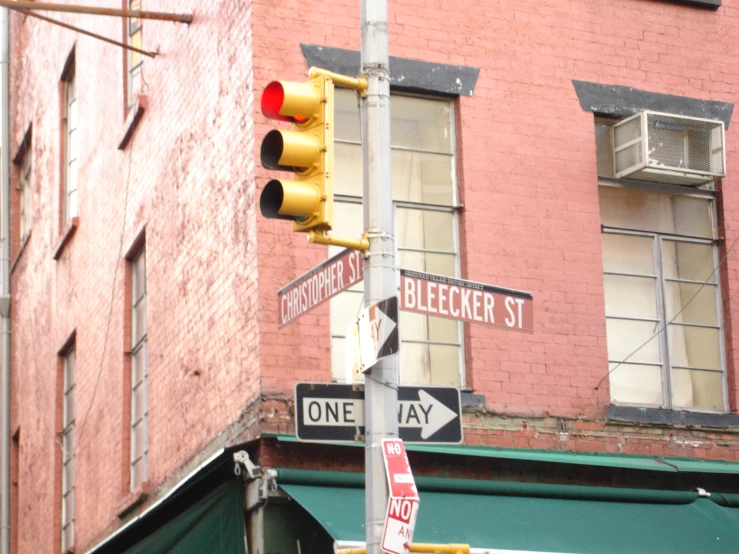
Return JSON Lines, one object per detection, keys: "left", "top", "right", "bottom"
{"left": 361, "top": 0, "right": 398, "bottom": 552}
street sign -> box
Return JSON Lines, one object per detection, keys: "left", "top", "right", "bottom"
{"left": 382, "top": 497, "right": 419, "bottom": 554}
{"left": 381, "top": 439, "right": 418, "bottom": 500}
{"left": 346, "top": 296, "right": 399, "bottom": 380}
{"left": 400, "top": 269, "right": 534, "bottom": 332}
{"left": 295, "top": 383, "right": 462, "bottom": 443}
{"left": 277, "top": 248, "right": 363, "bottom": 328}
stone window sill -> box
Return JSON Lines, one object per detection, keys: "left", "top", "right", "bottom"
{"left": 606, "top": 405, "right": 739, "bottom": 429}
{"left": 10, "top": 230, "right": 31, "bottom": 274}
{"left": 116, "top": 480, "right": 152, "bottom": 518}
{"left": 118, "top": 95, "right": 147, "bottom": 150}
{"left": 53, "top": 217, "right": 79, "bottom": 260}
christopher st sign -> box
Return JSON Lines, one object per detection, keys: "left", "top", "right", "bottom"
{"left": 277, "top": 248, "right": 363, "bottom": 327}
{"left": 400, "top": 269, "right": 534, "bottom": 332}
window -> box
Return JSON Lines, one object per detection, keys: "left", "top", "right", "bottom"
{"left": 329, "top": 90, "right": 462, "bottom": 386}
{"left": 19, "top": 147, "right": 32, "bottom": 243}
{"left": 62, "top": 62, "right": 78, "bottom": 225}
{"left": 596, "top": 122, "right": 726, "bottom": 412}
{"left": 127, "top": 0, "right": 143, "bottom": 108}
{"left": 130, "top": 247, "right": 148, "bottom": 488}
{"left": 61, "top": 348, "right": 75, "bottom": 551}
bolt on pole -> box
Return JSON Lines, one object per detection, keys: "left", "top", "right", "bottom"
{"left": 360, "top": 0, "right": 398, "bottom": 553}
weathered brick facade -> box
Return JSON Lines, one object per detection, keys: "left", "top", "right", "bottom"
{"left": 6, "top": 0, "right": 739, "bottom": 552}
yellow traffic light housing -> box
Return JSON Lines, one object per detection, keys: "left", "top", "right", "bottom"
{"left": 259, "top": 76, "right": 333, "bottom": 233}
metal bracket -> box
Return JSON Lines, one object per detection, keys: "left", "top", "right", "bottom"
{"left": 232, "top": 450, "right": 261, "bottom": 481}
{"left": 261, "top": 468, "right": 278, "bottom": 501}
{"left": 308, "top": 231, "right": 369, "bottom": 252}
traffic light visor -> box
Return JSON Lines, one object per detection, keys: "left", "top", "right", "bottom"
{"left": 261, "top": 81, "right": 319, "bottom": 124}
{"left": 260, "top": 179, "right": 321, "bottom": 222}
{"left": 261, "top": 129, "right": 321, "bottom": 171}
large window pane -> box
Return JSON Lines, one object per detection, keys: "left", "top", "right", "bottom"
{"left": 398, "top": 250, "right": 456, "bottom": 277}
{"left": 602, "top": 234, "right": 654, "bottom": 275}
{"left": 391, "top": 96, "right": 452, "bottom": 152}
{"left": 134, "top": 296, "right": 147, "bottom": 344}
{"left": 334, "top": 142, "right": 361, "bottom": 196}
{"left": 668, "top": 325, "right": 721, "bottom": 370}
{"left": 606, "top": 319, "right": 661, "bottom": 364}
{"left": 600, "top": 187, "right": 712, "bottom": 238}
{"left": 64, "top": 386, "right": 75, "bottom": 427}
{"left": 428, "top": 344, "right": 461, "bottom": 386}
{"left": 603, "top": 275, "right": 657, "bottom": 319}
{"left": 133, "top": 382, "right": 147, "bottom": 422}
{"left": 428, "top": 315, "right": 459, "bottom": 343}
{"left": 609, "top": 363, "right": 663, "bottom": 406}
{"left": 399, "top": 310, "right": 430, "bottom": 342}
{"left": 664, "top": 282, "right": 718, "bottom": 326}
{"left": 133, "top": 420, "right": 147, "bottom": 457}
{"left": 133, "top": 343, "right": 147, "bottom": 384}
{"left": 400, "top": 343, "right": 431, "bottom": 384}
{"left": 396, "top": 208, "right": 454, "bottom": 251}
{"left": 331, "top": 337, "right": 347, "bottom": 382}
{"left": 671, "top": 369, "right": 723, "bottom": 411}
{"left": 392, "top": 150, "right": 454, "bottom": 205}
{"left": 662, "top": 241, "right": 715, "bottom": 283}
{"left": 330, "top": 290, "right": 363, "bottom": 336}
{"left": 335, "top": 89, "right": 360, "bottom": 142}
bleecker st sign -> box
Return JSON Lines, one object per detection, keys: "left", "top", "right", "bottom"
{"left": 400, "top": 269, "right": 534, "bottom": 332}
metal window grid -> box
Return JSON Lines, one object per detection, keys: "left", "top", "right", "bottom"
{"left": 130, "top": 249, "right": 148, "bottom": 489}
{"left": 603, "top": 226, "right": 727, "bottom": 413}
{"left": 331, "top": 93, "right": 465, "bottom": 387}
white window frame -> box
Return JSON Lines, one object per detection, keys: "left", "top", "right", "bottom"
{"left": 19, "top": 149, "right": 32, "bottom": 242}
{"left": 330, "top": 91, "right": 465, "bottom": 387}
{"left": 130, "top": 248, "right": 148, "bottom": 489}
{"left": 63, "top": 67, "right": 78, "bottom": 225}
{"left": 61, "top": 348, "right": 75, "bottom": 552}
{"left": 600, "top": 179, "right": 728, "bottom": 413}
{"left": 127, "top": 0, "right": 143, "bottom": 109}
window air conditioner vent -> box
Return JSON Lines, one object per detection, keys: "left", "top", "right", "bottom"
{"left": 612, "top": 111, "right": 725, "bottom": 186}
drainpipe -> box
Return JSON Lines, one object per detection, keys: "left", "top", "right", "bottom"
{"left": 0, "top": 5, "right": 11, "bottom": 554}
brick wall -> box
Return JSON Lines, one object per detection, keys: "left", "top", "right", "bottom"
{"left": 9, "top": 0, "right": 260, "bottom": 551}
{"left": 254, "top": 0, "right": 739, "bottom": 422}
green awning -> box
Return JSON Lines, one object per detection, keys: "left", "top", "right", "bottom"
{"left": 122, "top": 480, "right": 246, "bottom": 554}
{"left": 276, "top": 469, "right": 739, "bottom": 553}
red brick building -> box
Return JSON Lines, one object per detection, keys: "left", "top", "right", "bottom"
{"left": 5, "top": 0, "right": 739, "bottom": 552}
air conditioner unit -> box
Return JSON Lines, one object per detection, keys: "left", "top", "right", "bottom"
{"left": 611, "top": 111, "right": 725, "bottom": 186}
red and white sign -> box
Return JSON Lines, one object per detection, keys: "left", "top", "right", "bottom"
{"left": 381, "top": 439, "right": 419, "bottom": 500}
{"left": 277, "top": 248, "right": 363, "bottom": 327}
{"left": 382, "top": 497, "right": 419, "bottom": 554}
{"left": 400, "top": 269, "right": 534, "bottom": 333}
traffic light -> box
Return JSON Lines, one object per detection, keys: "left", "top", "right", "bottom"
{"left": 259, "top": 75, "right": 334, "bottom": 234}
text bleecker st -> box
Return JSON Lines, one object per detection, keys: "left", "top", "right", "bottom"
{"left": 278, "top": 248, "right": 363, "bottom": 327}
{"left": 400, "top": 269, "right": 533, "bottom": 332}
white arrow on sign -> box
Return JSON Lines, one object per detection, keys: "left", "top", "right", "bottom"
{"left": 401, "top": 390, "right": 457, "bottom": 440}
{"left": 358, "top": 296, "right": 399, "bottom": 371}
{"left": 301, "top": 389, "right": 458, "bottom": 439}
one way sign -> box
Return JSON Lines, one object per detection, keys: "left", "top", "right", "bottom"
{"left": 346, "top": 296, "right": 399, "bottom": 380}
{"left": 295, "top": 383, "right": 463, "bottom": 443}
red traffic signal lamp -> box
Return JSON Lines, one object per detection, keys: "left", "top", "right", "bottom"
{"left": 259, "top": 76, "right": 334, "bottom": 234}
